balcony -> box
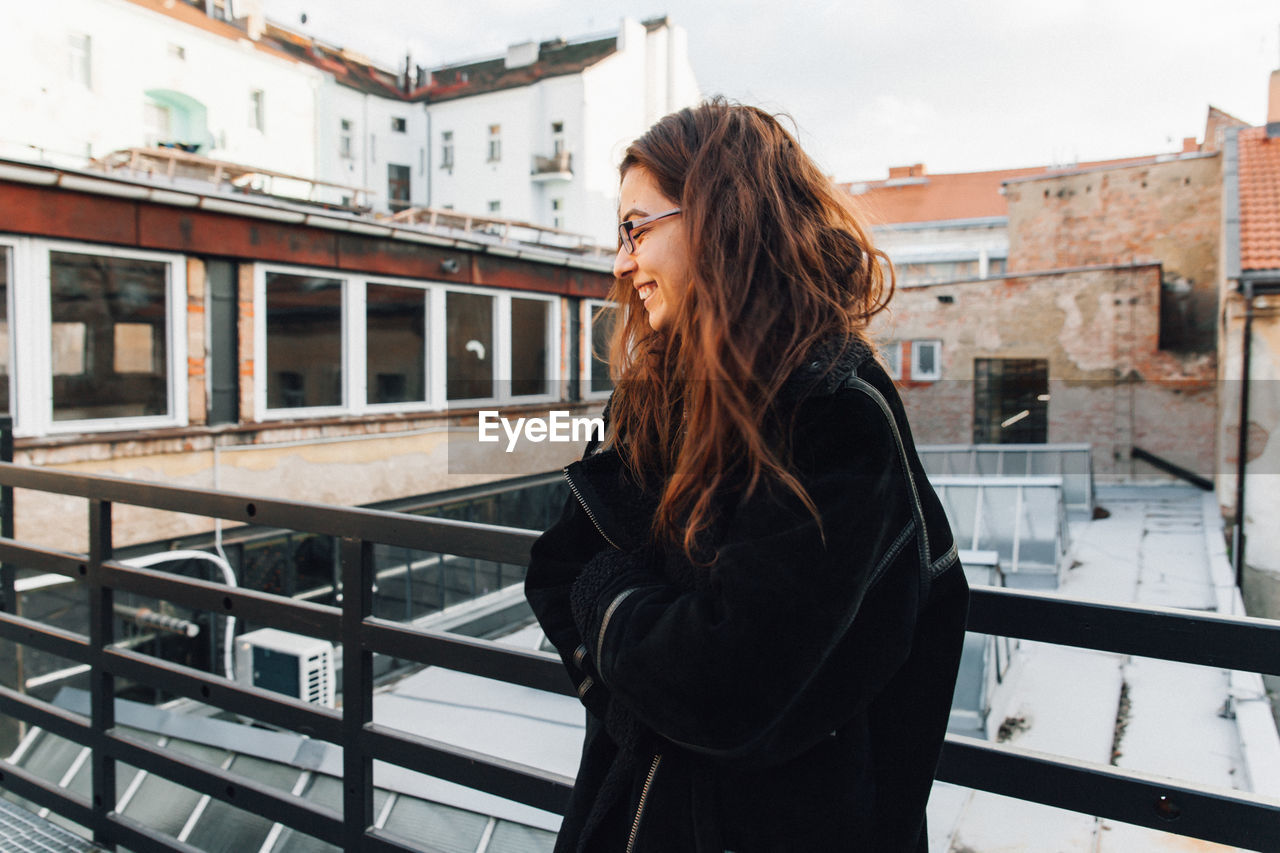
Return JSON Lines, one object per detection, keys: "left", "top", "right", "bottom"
{"left": 530, "top": 152, "right": 571, "bottom": 182}
{"left": 0, "top": 463, "right": 1278, "bottom": 851}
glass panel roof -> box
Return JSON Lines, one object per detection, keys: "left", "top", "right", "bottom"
{"left": 485, "top": 820, "right": 557, "bottom": 853}
{"left": 382, "top": 795, "right": 490, "bottom": 853}
{"left": 184, "top": 754, "right": 303, "bottom": 852}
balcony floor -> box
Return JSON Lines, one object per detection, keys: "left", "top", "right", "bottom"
{"left": 928, "top": 483, "right": 1262, "bottom": 852}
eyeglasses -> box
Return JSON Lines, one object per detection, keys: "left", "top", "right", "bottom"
{"left": 617, "top": 207, "right": 681, "bottom": 254}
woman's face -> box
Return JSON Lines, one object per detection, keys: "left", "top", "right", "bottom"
{"left": 614, "top": 167, "right": 692, "bottom": 332}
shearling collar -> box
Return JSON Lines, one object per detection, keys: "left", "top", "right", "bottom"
{"left": 780, "top": 335, "right": 873, "bottom": 401}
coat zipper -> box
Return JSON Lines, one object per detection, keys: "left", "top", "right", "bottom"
{"left": 563, "top": 467, "right": 622, "bottom": 550}
{"left": 626, "top": 754, "right": 662, "bottom": 853}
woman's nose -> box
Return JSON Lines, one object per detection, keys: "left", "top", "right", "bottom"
{"left": 613, "top": 245, "right": 637, "bottom": 279}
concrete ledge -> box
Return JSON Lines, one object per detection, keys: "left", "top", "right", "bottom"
{"left": 1201, "top": 493, "right": 1280, "bottom": 796}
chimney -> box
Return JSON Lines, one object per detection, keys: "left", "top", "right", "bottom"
{"left": 505, "top": 41, "right": 538, "bottom": 69}
{"left": 887, "top": 163, "right": 926, "bottom": 180}
{"left": 1268, "top": 69, "right": 1280, "bottom": 138}
{"left": 1181, "top": 136, "right": 1199, "bottom": 154}
{"left": 238, "top": 0, "right": 265, "bottom": 40}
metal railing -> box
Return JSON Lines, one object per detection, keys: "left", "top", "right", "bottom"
{"left": 0, "top": 462, "right": 1278, "bottom": 851}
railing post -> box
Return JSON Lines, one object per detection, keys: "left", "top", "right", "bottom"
{"left": 88, "top": 499, "right": 117, "bottom": 849}
{"left": 341, "top": 537, "right": 374, "bottom": 850}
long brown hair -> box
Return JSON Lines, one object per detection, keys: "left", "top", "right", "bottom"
{"left": 607, "top": 98, "right": 894, "bottom": 558}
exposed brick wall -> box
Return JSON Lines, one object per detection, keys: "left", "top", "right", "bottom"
{"left": 870, "top": 266, "right": 1217, "bottom": 478}
{"left": 1005, "top": 155, "right": 1221, "bottom": 352}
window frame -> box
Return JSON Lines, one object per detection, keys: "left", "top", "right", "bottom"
{"left": 255, "top": 265, "right": 561, "bottom": 419}
{"left": 881, "top": 341, "right": 902, "bottom": 380}
{"left": 440, "top": 130, "right": 454, "bottom": 170}
{"left": 579, "top": 299, "right": 617, "bottom": 401}
{"left": 6, "top": 236, "right": 188, "bottom": 437}
{"left": 910, "top": 339, "right": 942, "bottom": 381}
{"left": 0, "top": 239, "right": 17, "bottom": 422}
{"left": 248, "top": 89, "right": 265, "bottom": 132}
{"left": 487, "top": 124, "right": 501, "bottom": 162}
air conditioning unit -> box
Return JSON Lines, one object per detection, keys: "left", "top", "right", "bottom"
{"left": 234, "top": 628, "right": 335, "bottom": 708}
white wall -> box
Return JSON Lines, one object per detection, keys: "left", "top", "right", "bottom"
{"left": 0, "top": 0, "right": 324, "bottom": 175}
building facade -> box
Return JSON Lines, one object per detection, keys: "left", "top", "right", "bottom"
{"left": 2, "top": 1, "right": 699, "bottom": 244}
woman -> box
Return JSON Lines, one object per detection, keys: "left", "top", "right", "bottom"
{"left": 525, "top": 99, "right": 968, "bottom": 853}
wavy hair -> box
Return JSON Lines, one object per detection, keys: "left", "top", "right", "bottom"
{"left": 606, "top": 98, "right": 894, "bottom": 559}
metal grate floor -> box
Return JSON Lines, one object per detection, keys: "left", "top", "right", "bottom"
{"left": 0, "top": 797, "right": 106, "bottom": 853}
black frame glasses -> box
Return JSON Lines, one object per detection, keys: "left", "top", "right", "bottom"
{"left": 617, "top": 207, "right": 681, "bottom": 253}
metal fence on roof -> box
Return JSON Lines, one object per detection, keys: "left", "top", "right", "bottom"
{"left": 919, "top": 443, "right": 1094, "bottom": 520}
{"left": 932, "top": 475, "right": 1069, "bottom": 589}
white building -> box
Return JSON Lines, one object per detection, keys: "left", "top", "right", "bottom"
{"left": 426, "top": 17, "right": 700, "bottom": 245}
{"left": 1, "top": 1, "right": 699, "bottom": 241}
{"left": 0, "top": 0, "right": 325, "bottom": 177}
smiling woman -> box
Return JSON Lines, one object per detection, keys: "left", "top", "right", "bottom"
{"left": 526, "top": 99, "right": 970, "bottom": 852}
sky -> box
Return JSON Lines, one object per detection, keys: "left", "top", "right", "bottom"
{"left": 261, "top": 0, "right": 1279, "bottom": 181}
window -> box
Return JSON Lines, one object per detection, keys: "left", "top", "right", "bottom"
{"left": 881, "top": 341, "right": 902, "bottom": 379}
{"left": 446, "top": 291, "right": 493, "bottom": 400}
{"left": 50, "top": 251, "right": 171, "bottom": 421}
{"left": 339, "top": 119, "right": 353, "bottom": 159}
{"left": 551, "top": 198, "right": 564, "bottom": 230}
{"left": 551, "top": 121, "right": 565, "bottom": 156}
{"left": 0, "top": 240, "right": 185, "bottom": 435}
{"left": 487, "top": 124, "right": 501, "bottom": 162}
{"left": 0, "top": 247, "right": 9, "bottom": 415}
{"left": 487, "top": 200, "right": 501, "bottom": 214}
{"left": 391, "top": 116, "right": 407, "bottom": 133}
{"left": 257, "top": 267, "right": 559, "bottom": 415}
{"left": 987, "top": 256, "right": 1007, "bottom": 278}
{"left": 168, "top": 43, "right": 186, "bottom": 61}
{"left": 973, "top": 359, "right": 1049, "bottom": 444}
{"left": 248, "top": 89, "right": 265, "bottom": 132}
{"left": 910, "top": 340, "right": 941, "bottom": 381}
{"left": 510, "top": 298, "right": 550, "bottom": 397}
{"left": 441, "top": 131, "right": 454, "bottom": 169}
{"left": 68, "top": 33, "right": 92, "bottom": 89}
{"left": 264, "top": 273, "right": 343, "bottom": 410}
{"left": 388, "top": 164, "right": 411, "bottom": 213}
{"left": 583, "top": 301, "right": 616, "bottom": 397}
{"left": 367, "top": 284, "right": 426, "bottom": 405}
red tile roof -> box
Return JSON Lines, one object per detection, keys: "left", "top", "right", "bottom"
{"left": 1237, "top": 126, "right": 1280, "bottom": 272}
{"left": 840, "top": 156, "right": 1168, "bottom": 226}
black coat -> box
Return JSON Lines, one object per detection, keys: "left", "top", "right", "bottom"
{"left": 525, "top": 342, "right": 969, "bottom": 852}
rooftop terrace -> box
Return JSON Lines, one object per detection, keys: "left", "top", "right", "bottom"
{"left": 0, "top": 463, "right": 1278, "bottom": 852}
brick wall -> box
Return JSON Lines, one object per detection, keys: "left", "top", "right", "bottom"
{"left": 1004, "top": 154, "right": 1222, "bottom": 353}
{"left": 870, "top": 266, "right": 1217, "bottom": 477}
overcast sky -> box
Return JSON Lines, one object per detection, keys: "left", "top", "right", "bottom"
{"left": 262, "top": 0, "right": 1278, "bottom": 181}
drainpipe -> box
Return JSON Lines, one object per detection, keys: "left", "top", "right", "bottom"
{"left": 1233, "top": 280, "right": 1253, "bottom": 588}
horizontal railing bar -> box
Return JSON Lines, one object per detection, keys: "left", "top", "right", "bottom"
{"left": 0, "top": 610, "right": 90, "bottom": 663}
{"left": 938, "top": 735, "right": 1280, "bottom": 851}
{"left": 0, "top": 462, "right": 539, "bottom": 563}
{"left": 365, "top": 826, "right": 454, "bottom": 853}
{"left": 107, "top": 808, "right": 205, "bottom": 853}
{"left": 0, "top": 537, "right": 85, "bottom": 579}
{"left": 364, "top": 618, "right": 574, "bottom": 696}
{"left": 969, "top": 586, "right": 1280, "bottom": 676}
{"left": 103, "top": 647, "right": 343, "bottom": 743}
{"left": 0, "top": 684, "right": 91, "bottom": 746}
{"left": 102, "top": 561, "right": 341, "bottom": 641}
{"left": 0, "top": 759, "right": 97, "bottom": 834}
{"left": 105, "top": 730, "right": 345, "bottom": 847}
{"left": 363, "top": 723, "right": 574, "bottom": 816}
